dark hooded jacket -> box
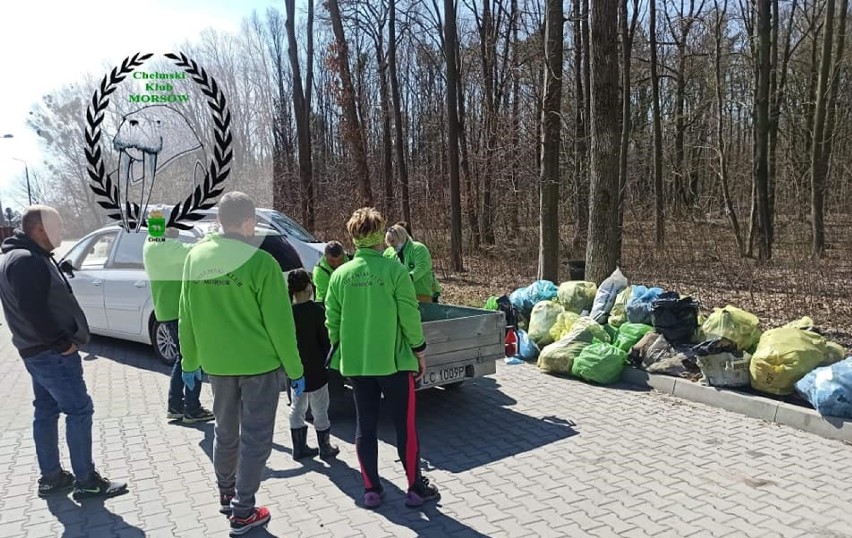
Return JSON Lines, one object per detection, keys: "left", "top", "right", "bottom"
{"left": 0, "top": 232, "right": 90, "bottom": 357}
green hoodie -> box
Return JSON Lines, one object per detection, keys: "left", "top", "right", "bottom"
{"left": 383, "top": 239, "right": 433, "bottom": 297}
{"left": 178, "top": 234, "right": 304, "bottom": 378}
{"left": 312, "top": 253, "right": 349, "bottom": 303}
{"left": 143, "top": 238, "right": 191, "bottom": 322}
{"left": 325, "top": 248, "right": 426, "bottom": 377}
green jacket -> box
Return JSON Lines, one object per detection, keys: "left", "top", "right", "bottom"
{"left": 143, "top": 238, "right": 191, "bottom": 322}
{"left": 325, "top": 248, "right": 426, "bottom": 377}
{"left": 178, "top": 234, "right": 305, "bottom": 378}
{"left": 312, "top": 254, "right": 349, "bottom": 303}
{"left": 383, "top": 239, "right": 434, "bottom": 297}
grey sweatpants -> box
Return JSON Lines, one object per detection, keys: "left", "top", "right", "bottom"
{"left": 289, "top": 384, "right": 330, "bottom": 431}
{"left": 209, "top": 368, "right": 282, "bottom": 518}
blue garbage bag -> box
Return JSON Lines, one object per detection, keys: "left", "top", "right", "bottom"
{"left": 626, "top": 285, "right": 665, "bottom": 325}
{"left": 795, "top": 357, "right": 852, "bottom": 418}
{"left": 510, "top": 280, "right": 558, "bottom": 321}
{"left": 517, "top": 329, "right": 540, "bottom": 361}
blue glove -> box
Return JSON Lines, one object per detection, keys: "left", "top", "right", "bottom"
{"left": 182, "top": 368, "right": 202, "bottom": 391}
{"left": 291, "top": 376, "right": 306, "bottom": 397}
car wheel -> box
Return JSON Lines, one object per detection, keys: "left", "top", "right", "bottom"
{"left": 151, "top": 320, "right": 179, "bottom": 366}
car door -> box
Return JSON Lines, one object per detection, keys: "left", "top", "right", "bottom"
{"left": 103, "top": 231, "right": 150, "bottom": 336}
{"left": 61, "top": 230, "right": 118, "bottom": 331}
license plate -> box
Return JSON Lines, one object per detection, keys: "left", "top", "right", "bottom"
{"left": 419, "top": 365, "right": 468, "bottom": 387}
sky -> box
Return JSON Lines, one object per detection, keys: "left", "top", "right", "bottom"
{"left": 0, "top": 0, "right": 285, "bottom": 208}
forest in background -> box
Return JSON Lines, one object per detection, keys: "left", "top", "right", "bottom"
{"left": 19, "top": 0, "right": 852, "bottom": 340}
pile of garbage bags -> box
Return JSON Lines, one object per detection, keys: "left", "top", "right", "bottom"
{"left": 499, "top": 269, "right": 851, "bottom": 416}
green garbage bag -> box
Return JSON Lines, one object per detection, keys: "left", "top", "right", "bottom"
{"left": 538, "top": 317, "right": 610, "bottom": 374}
{"left": 528, "top": 301, "right": 565, "bottom": 346}
{"left": 549, "top": 311, "right": 580, "bottom": 342}
{"left": 603, "top": 324, "right": 618, "bottom": 343}
{"left": 557, "top": 281, "right": 597, "bottom": 314}
{"left": 615, "top": 323, "right": 654, "bottom": 352}
{"left": 484, "top": 296, "right": 499, "bottom": 311}
{"left": 702, "top": 306, "right": 761, "bottom": 351}
{"left": 750, "top": 327, "right": 826, "bottom": 395}
{"left": 572, "top": 343, "right": 628, "bottom": 384}
{"left": 608, "top": 286, "right": 633, "bottom": 328}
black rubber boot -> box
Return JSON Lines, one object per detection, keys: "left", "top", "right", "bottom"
{"left": 291, "top": 427, "right": 319, "bottom": 461}
{"left": 316, "top": 428, "right": 340, "bottom": 460}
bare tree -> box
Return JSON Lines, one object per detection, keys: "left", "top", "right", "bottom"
{"left": 649, "top": 0, "right": 665, "bottom": 247}
{"left": 587, "top": 0, "right": 622, "bottom": 282}
{"left": 285, "top": 0, "right": 316, "bottom": 230}
{"left": 327, "top": 0, "right": 373, "bottom": 206}
{"left": 444, "top": 0, "right": 464, "bottom": 270}
{"left": 617, "top": 0, "right": 641, "bottom": 257}
{"left": 538, "top": 0, "right": 563, "bottom": 282}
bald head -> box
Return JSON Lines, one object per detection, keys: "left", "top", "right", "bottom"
{"left": 22, "top": 205, "right": 63, "bottom": 252}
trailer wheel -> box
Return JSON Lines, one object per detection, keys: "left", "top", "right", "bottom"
{"left": 443, "top": 381, "right": 465, "bottom": 390}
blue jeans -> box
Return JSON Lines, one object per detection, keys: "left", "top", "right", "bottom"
{"left": 165, "top": 320, "right": 201, "bottom": 415}
{"left": 23, "top": 350, "right": 95, "bottom": 481}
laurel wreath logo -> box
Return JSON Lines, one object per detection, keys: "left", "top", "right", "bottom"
{"left": 84, "top": 52, "right": 233, "bottom": 230}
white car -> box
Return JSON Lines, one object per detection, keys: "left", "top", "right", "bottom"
{"left": 58, "top": 208, "right": 325, "bottom": 364}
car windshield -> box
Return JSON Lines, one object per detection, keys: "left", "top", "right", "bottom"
{"left": 264, "top": 211, "right": 319, "bottom": 243}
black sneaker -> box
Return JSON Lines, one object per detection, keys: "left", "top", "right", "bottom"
{"left": 38, "top": 470, "right": 75, "bottom": 498}
{"left": 72, "top": 471, "right": 128, "bottom": 500}
{"left": 229, "top": 506, "right": 271, "bottom": 536}
{"left": 405, "top": 477, "right": 440, "bottom": 507}
{"left": 219, "top": 492, "right": 234, "bottom": 516}
{"left": 183, "top": 407, "right": 215, "bottom": 424}
{"left": 166, "top": 408, "right": 184, "bottom": 420}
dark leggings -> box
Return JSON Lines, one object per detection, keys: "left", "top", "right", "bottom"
{"left": 351, "top": 372, "right": 420, "bottom": 492}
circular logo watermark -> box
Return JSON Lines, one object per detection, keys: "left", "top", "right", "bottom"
{"left": 84, "top": 52, "right": 233, "bottom": 235}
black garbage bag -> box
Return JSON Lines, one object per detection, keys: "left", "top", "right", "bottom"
{"left": 651, "top": 292, "right": 699, "bottom": 345}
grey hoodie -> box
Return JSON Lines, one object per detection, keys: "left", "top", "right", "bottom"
{"left": 0, "top": 232, "right": 90, "bottom": 357}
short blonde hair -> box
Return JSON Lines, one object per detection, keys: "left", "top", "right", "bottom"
{"left": 346, "top": 207, "right": 385, "bottom": 241}
{"left": 385, "top": 224, "right": 409, "bottom": 247}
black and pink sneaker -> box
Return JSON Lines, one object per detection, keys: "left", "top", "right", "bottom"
{"left": 405, "top": 477, "right": 440, "bottom": 507}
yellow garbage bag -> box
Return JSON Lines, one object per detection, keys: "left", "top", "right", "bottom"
{"left": 549, "top": 311, "right": 580, "bottom": 342}
{"left": 538, "top": 316, "right": 610, "bottom": 374}
{"left": 823, "top": 341, "right": 847, "bottom": 366}
{"left": 750, "top": 327, "right": 826, "bottom": 395}
{"left": 557, "top": 281, "right": 597, "bottom": 314}
{"left": 784, "top": 317, "right": 815, "bottom": 330}
{"left": 528, "top": 301, "right": 565, "bottom": 347}
{"left": 702, "top": 306, "right": 762, "bottom": 351}
{"left": 608, "top": 286, "right": 633, "bottom": 328}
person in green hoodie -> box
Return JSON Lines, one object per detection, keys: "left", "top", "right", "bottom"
{"left": 143, "top": 224, "right": 214, "bottom": 424}
{"left": 325, "top": 207, "right": 439, "bottom": 510}
{"left": 179, "top": 192, "right": 305, "bottom": 536}
{"left": 384, "top": 223, "right": 436, "bottom": 303}
{"left": 312, "top": 240, "right": 348, "bottom": 304}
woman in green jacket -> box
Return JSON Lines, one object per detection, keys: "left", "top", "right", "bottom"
{"left": 384, "top": 224, "right": 436, "bottom": 303}
{"left": 325, "top": 208, "right": 439, "bottom": 509}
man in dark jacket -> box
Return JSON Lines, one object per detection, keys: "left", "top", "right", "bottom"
{"left": 0, "top": 206, "right": 127, "bottom": 500}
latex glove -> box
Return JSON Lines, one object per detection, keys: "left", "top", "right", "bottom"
{"left": 182, "top": 368, "right": 202, "bottom": 391}
{"left": 291, "top": 376, "right": 306, "bottom": 397}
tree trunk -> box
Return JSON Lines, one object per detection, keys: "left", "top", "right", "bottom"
{"left": 376, "top": 31, "right": 394, "bottom": 215}
{"left": 327, "top": 0, "right": 372, "bottom": 206}
{"left": 457, "top": 54, "right": 481, "bottom": 249}
{"left": 539, "top": 0, "right": 563, "bottom": 282}
{"left": 388, "top": 0, "right": 411, "bottom": 224}
{"left": 755, "top": 0, "right": 773, "bottom": 260}
{"left": 572, "top": 0, "right": 589, "bottom": 253}
{"left": 444, "top": 0, "right": 464, "bottom": 270}
{"left": 810, "top": 0, "right": 836, "bottom": 257}
{"left": 617, "top": 0, "right": 638, "bottom": 261}
{"left": 509, "top": 0, "right": 521, "bottom": 234}
{"left": 285, "top": 0, "right": 315, "bottom": 230}
{"left": 713, "top": 0, "right": 745, "bottom": 256}
{"left": 649, "top": 0, "right": 665, "bottom": 247}
{"left": 587, "top": 0, "right": 621, "bottom": 283}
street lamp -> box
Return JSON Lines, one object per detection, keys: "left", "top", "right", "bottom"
{"left": 1, "top": 134, "right": 33, "bottom": 205}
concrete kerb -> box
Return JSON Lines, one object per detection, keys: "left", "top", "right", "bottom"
{"left": 620, "top": 367, "right": 852, "bottom": 443}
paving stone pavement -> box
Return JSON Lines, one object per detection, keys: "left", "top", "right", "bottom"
{"left": 1, "top": 323, "right": 851, "bottom": 538}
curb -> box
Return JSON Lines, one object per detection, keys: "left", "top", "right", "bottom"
{"left": 621, "top": 367, "right": 852, "bottom": 444}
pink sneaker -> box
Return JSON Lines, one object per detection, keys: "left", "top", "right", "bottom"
{"left": 363, "top": 489, "right": 384, "bottom": 509}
